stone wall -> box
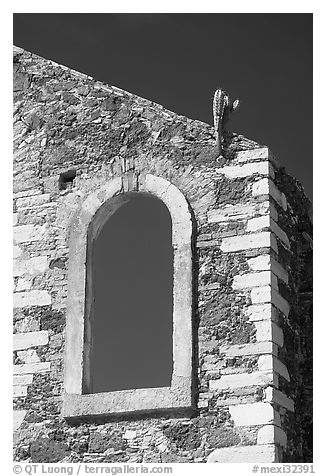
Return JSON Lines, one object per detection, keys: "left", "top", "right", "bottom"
{"left": 13, "top": 46, "right": 312, "bottom": 463}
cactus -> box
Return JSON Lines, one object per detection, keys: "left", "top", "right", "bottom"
{"left": 213, "top": 88, "right": 240, "bottom": 157}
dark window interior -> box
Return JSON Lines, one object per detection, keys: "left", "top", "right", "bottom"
{"left": 59, "top": 169, "right": 76, "bottom": 190}
{"left": 90, "top": 195, "right": 174, "bottom": 393}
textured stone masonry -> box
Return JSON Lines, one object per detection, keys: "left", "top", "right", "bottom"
{"left": 12, "top": 46, "right": 312, "bottom": 463}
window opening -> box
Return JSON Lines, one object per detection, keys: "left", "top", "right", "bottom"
{"left": 88, "top": 194, "right": 173, "bottom": 393}
{"left": 59, "top": 169, "right": 76, "bottom": 190}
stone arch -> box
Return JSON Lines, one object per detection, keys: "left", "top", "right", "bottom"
{"left": 63, "top": 173, "right": 194, "bottom": 418}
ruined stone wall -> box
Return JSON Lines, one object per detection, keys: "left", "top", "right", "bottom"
{"left": 13, "top": 46, "right": 312, "bottom": 463}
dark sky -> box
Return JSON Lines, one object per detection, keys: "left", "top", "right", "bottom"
{"left": 91, "top": 196, "right": 173, "bottom": 393}
{"left": 13, "top": 13, "right": 312, "bottom": 199}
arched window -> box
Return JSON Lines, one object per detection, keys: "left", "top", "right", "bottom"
{"left": 87, "top": 194, "right": 174, "bottom": 393}
{"left": 63, "top": 174, "right": 193, "bottom": 419}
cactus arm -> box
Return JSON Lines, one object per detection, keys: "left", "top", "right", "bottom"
{"left": 213, "top": 89, "right": 225, "bottom": 156}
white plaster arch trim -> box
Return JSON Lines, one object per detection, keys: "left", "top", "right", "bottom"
{"left": 63, "top": 173, "right": 194, "bottom": 419}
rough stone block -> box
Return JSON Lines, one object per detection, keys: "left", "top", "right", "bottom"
{"left": 258, "top": 356, "right": 290, "bottom": 381}
{"left": 248, "top": 255, "right": 271, "bottom": 271}
{"left": 13, "top": 362, "right": 51, "bottom": 375}
{"left": 207, "top": 444, "right": 277, "bottom": 463}
{"left": 269, "top": 182, "right": 287, "bottom": 211}
{"left": 252, "top": 177, "right": 269, "bottom": 196}
{"left": 13, "top": 290, "right": 51, "bottom": 308}
{"left": 13, "top": 245, "right": 23, "bottom": 258}
{"left": 219, "top": 341, "right": 276, "bottom": 357}
{"left": 229, "top": 402, "right": 278, "bottom": 426}
{"left": 252, "top": 178, "right": 287, "bottom": 210}
{"left": 82, "top": 194, "right": 102, "bottom": 216}
{"left": 13, "top": 410, "right": 26, "bottom": 432}
{"left": 123, "top": 430, "right": 137, "bottom": 439}
{"left": 13, "top": 386, "right": 28, "bottom": 397}
{"left": 245, "top": 303, "right": 279, "bottom": 322}
{"left": 257, "top": 425, "right": 287, "bottom": 447}
{"left": 209, "top": 371, "right": 275, "bottom": 390}
{"left": 13, "top": 374, "right": 34, "bottom": 386}
{"left": 217, "top": 162, "right": 274, "bottom": 179}
{"left": 13, "top": 224, "right": 47, "bottom": 243}
{"left": 221, "top": 232, "right": 277, "bottom": 253}
{"left": 251, "top": 286, "right": 273, "bottom": 304}
{"left": 251, "top": 287, "right": 290, "bottom": 316}
{"left": 236, "top": 147, "right": 269, "bottom": 163}
{"left": 232, "top": 271, "right": 278, "bottom": 290}
{"left": 264, "top": 387, "right": 295, "bottom": 412}
{"left": 142, "top": 174, "right": 169, "bottom": 197}
{"left": 14, "top": 188, "right": 42, "bottom": 199}
{"left": 15, "top": 277, "right": 32, "bottom": 292}
{"left": 13, "top": 256, "right": 48, "bottom": 277}
{"left": 16, "top": 193, "right": 51, "bottom": 209}
{"left": 254, "top": 321, "right": 284, "bottom": 346}
{"left": 96, "top": 177, "right": 123, "bottom": 204}
{"left": 247, "top": 256, "right": 288, "bottom": 283}
{"left": 17, "top": 349, "right": 41, "bottom": 363}
{"left": 246, "top": 215, "right": 270, "bottom": 232}
{"left": 207, "top": 201, "right": 269, "bottom": 224}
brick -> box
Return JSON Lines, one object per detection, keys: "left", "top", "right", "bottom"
{"left": 229, "top": 402, "right": 279, "bottom": 426}
{"left": 13, "top": 256, "right": 48, "bottom": 277}
{"left": 209, "top": 371, "right": 276, "bottom": 390}
{"left": 13, "top": 362, "right": 51, "bottom": 375}
{"left": 207, "top": 444, "right": 277, "bottom": 463}
{"left": 13, "top": 290, "right": 51, "bottom": 308}
{"left": 220, "top": 232, "right": 278, "bottom": 253}
{"left": 257, "top": 425, "right": 287, "bottom": 447}
{"left": 217, "top": 162, "right": 274, "bottom": 179}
